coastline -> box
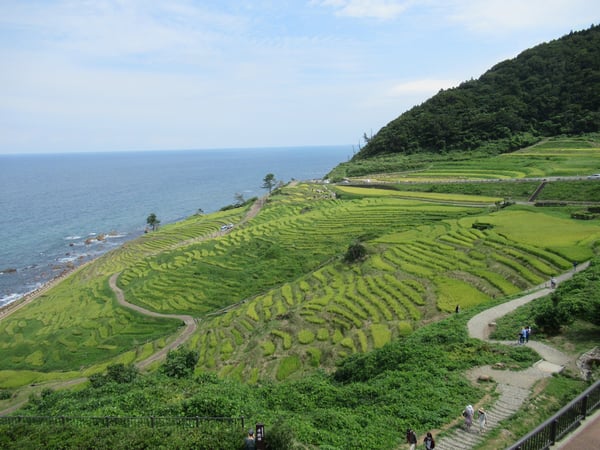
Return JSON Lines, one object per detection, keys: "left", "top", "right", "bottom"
{"left": 0, "top": 258, "right": 95, "bottom": 321}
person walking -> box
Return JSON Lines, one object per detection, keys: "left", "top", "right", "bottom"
{"left": 463, "top": 405, "right": 474, "bottom": 432}
{"left": 478, "top": 408, "right": 487, "bottom": 433}
{"left": 406, "top": 428, "right": 417, "bottom": 450}
{"left": 518, "top": 327, "right": 526, "bottom": 344}
{"left": 423, "top": 431, "right": 436, "bottom": 449}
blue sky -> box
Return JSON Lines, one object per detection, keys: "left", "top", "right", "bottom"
{"left": 1, "top": 1, "right": 598, "bottom": 154}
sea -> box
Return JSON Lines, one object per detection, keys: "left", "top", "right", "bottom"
{"left": 0, "top": 145, "right": 353, "bottom": 307}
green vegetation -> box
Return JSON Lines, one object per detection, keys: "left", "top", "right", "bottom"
{"left": 1, "top": 26, "right": 600, "bottom": 448}
{"left": 329, "top": 134, "right": 600, "bottom": 182}
{"left": 492, "top": 257, "right": 600, "bottom": 340}
{"left": 353, "top": 25, "right": 600, "bottom": 159}
{"left": 0, "top": 314, "right": 540, "bottom": 449}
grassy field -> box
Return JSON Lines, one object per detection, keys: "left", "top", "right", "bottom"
{"left": 0, "top": 135, "right": 599, "bottom": 450}
{"left": 0, "top": 136, "right": 599, "bottom": 390}
{"left": 330, "top": 135, "right": 600, "bottom": 183}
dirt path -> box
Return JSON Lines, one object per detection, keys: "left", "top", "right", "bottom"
{"left": 435, "top": 261, "right": 590, "bottom": 450}
{"left": 108, "top": 273, "right": 197, "bottom": 370}
{"left": 0, "top": 196, "right": 272, "bottom": 416}
{"left": 0, "top": 193, "right": 270, "bottom": 326}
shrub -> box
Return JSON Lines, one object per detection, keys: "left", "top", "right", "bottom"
{"left": 265, "top": 420, "right": 296, "bottom": 450}
{"left": 0, "top": 389, "right": 12, "bottom": 400}
{"left": 89, "top": 363, "right": 139, "bottom": 388}
{"left": 344, "top": 242, "right": 367, "bottom": 263}
{"left": 472, "top": 222, "right": 494, "bottom": 230}
{"left": 162, "top": 348, "right": 199, "bottom": 378}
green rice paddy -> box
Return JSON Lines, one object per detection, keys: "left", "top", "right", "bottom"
{"left": 1, "top": 136, "right": 599, "bottom": 388}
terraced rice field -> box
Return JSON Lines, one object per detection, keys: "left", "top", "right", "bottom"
{"left": 362, "top": 136, "right": 600, "bottom": 182}
{"left": 2, "top": 159, "right": 599, "bottom": 383}
{"left": 174, "top": 185, "right": 599, "bottom": 381}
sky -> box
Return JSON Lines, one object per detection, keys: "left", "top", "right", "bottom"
{"left": 0, "top": 1, "right": 598, "bottom": 154}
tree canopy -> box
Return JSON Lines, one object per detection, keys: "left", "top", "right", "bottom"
{"left": 146, "top": 213, "right": 160, "bottom": 231}
{"left": 262, "top": 173, "right": 276, "bottom": 193}
{"left": 355, "top": 25, "right": 600, "bottom": 159}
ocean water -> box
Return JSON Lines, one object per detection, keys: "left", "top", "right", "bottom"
{"left": 0, "top": 146, "right": 352, "bottom": 306}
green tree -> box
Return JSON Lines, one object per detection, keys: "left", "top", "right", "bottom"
{"left": 262, "top": 173, "right": 276, "bottom": 193}
{"left": 161, "top": 348, "right": 199, "bottom": 378}
{"left": 344, "top": 241, "right": 367, "bottom": 263}
{"left": 146, "top": 213, "right": 160, "bottom": 231}
{"left": 89, "top": 363, "right": 139, "bottom": 388}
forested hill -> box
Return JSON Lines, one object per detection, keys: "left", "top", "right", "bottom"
{"left": 355, "top": 24, "right": 600, "bottom": 160}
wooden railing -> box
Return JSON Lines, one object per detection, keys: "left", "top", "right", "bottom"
{"left": 507, "top": 379, "right": 600, "bottom": 450}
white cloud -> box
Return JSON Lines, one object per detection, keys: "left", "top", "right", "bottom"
{"left": 314, "top": 0, "right": 413, "bottom": 20}
{"left": 1, "top": 0, "right": 598, "bottom": 153}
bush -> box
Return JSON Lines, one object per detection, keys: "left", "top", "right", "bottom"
{"left": 265, "top": 420, "right": 296, "bottom": 450}
{"left": 0, "top": 389, "right": 12, "bottom": 400}
{"left": 344, "top": 242, "right": 367, "bottom": 263}
{"left": 89, "top": 363, "right": 139, "bottom": 388}
{"left": 162, "top": 348, "right": 200, "bottom": 378}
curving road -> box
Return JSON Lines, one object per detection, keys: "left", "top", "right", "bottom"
{"left": 108, "top": 273, "right": 197, "bottom": 371}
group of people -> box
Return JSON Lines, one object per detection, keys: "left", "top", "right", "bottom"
{"left": 406, "top": 429, "right": 435, "bottom": 450}
{"left": 518, "top": 325, "right": 532, "bottom": 344}
{"left": 405, "top": 405, "right": 487, "bottom": 448}
{"left": 462, "top": 404, "right": 487, "bottom": 433}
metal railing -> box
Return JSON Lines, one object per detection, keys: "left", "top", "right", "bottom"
{"left": 507, "top": 379, "right": 600, "bottom": 450}
{"left": 0, "top": 415, "right": 245, "bottom": 430}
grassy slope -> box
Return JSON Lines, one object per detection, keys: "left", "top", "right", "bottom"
{"left": 1, "top": 137, "right": 599, "bottom": 383}
{"left": 0, "top": 135, "right": 599, "bottom": 448}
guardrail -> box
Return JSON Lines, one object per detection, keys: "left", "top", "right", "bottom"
{"left": 507, "top": 379, "right": 600, "bottom": 450}
{"left": 0, "top": 415, "right": 245, "bottom": 430}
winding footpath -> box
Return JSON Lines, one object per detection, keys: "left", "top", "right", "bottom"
{"left": 0, "top": 196, "right": 270, "bottom": 417}
{"left": 435, "top": 261, "right": 590, "bottom": 450}
{"left": 108, "top": 273, "right": 197, "bottom": 370}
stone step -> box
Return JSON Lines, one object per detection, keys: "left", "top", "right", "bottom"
{"left": 434, "top": 383, "right": 532, "bottom": 449}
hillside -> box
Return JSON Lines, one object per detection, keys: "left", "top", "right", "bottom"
{"left": 354, "top": 25, "right": 600, "bottom": 160}
{"left": 2, "top": 21, "right": 600, "bottom": 446}
{"left": 1, "top": 135, "right": 599, "bottom": 448}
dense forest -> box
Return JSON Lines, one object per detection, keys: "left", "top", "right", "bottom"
{"left": 355, "top": 24, "right": 600, "bottom": 159}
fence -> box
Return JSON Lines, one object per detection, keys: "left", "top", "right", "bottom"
{"left": 0, "top": 415, "right": 245, "bottom": 430}
{"left": 507, "top": 379, "right": 600, "bottom": 450}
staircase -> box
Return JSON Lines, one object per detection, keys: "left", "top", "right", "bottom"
{"left": 435, "top": 384, "right": 530, "bottom": 450}
{"left": 528, "top": 181, "right": 547, "bottom": 202}
{"left": 430, "top": 264, "right": 585, "bottom": 450}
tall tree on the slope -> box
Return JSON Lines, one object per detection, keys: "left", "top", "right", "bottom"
{"left": 262, "top": 173, "right": 276, "bottom": 194}
{"left": 146, "top": 213, "right": 160, "bottom": 231}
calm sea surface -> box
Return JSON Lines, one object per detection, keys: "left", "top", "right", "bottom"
{"left": 0, "top": 146, "right": 352, "bottom": 306}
